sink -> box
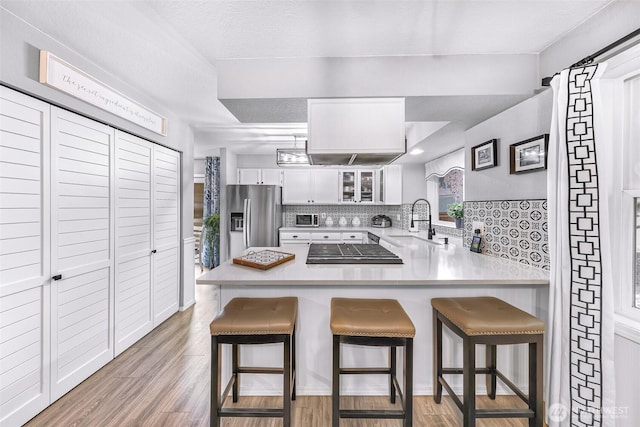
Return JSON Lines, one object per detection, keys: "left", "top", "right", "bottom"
{"left": 387, "top": 235, "right": 441, "bottom": 245}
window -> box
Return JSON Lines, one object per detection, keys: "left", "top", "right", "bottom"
{"left": 610, "top": 49, "right": 640, "bottom": 327}
{"left": 437, "top": 169, "right": 464, "bottom": 222}
{"left": 424, "top": 148, "right": 465, "bottom": 227}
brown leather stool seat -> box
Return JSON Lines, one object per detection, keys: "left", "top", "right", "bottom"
{"left": 330, "top": 298, "right": 415, "bottom": 427}
{"left": 210, "top": 297, "right": 297, "bottom": 427}
{"left": 431, "top": 296, "right": 545, "bottom": 427}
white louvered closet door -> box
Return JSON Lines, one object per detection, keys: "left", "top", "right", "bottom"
{"left": 152, "top": 145, "right": 180, "bottom": 326}
{"left": 49, "top": 107, "right": 114, "bottom": 401}
{"left": 114, "top": 131, "right": 152, "bottom": 355}
{"left": 0, "top": 88, "right": 51, "bottom": 427}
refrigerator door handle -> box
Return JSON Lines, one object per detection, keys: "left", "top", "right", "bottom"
{"left": 243, "top": 198, "right": 251, "bottom": 249}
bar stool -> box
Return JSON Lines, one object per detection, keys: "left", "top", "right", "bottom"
{"left": 431, "top": 296, "right": 545, "bottom": 427}
{"left": 209, "top": 297, "right": 297, "bottom": 427}
{"left": 330, "top": 297, "right": 415, "bottom": 427}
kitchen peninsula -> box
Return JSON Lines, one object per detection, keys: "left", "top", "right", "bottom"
{"left": 197, "top": 231, "right": 549, "bottom": 397}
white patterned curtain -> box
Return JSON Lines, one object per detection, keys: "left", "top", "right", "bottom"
{"left": 546, "top": 64, "right": 616, "bottom": 426}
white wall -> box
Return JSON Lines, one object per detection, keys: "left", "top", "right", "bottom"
{"left": 194, "top": 158, "right": 206, "bottom": 176}
{"left": 464, "top": 90, "right": 552, "bottom": 201}
{"left": 401, "top": 162, "right": 429, "bottom": 203}
{"left": 614, "top": 334, "right": 640, "bottom": 426}
{"left": 539, "top": 1, "right": 640, "bottom": 79}
{"left": 237, "top": 154, "right": 280, "bottom": 168}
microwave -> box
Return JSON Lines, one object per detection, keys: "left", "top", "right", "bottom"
{"left": 295, "top": 213, "right": 319, "bottom": 227}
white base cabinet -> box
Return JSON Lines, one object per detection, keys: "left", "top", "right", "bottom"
{"left": 280, "top": 230, "right": 364, "bottom": 244}
{"left": 0, "top": 86, "right": 181, "bottom": 427}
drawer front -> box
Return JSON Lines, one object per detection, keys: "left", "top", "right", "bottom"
{"left": 341, "top": 232, "right": 363, "bottom": 242}
{"left": 280, "top": 231, "right": 311, "bottom": 241}
{"left": 280, "top": 240, "right": 310, "bottom": 245}
{"left": 311, "top": 232, "right": 342, "bottom": 242}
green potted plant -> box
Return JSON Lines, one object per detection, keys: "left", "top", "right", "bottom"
{"left": 203, "top": 213, "right": 220, "bottom": 267}
{"left": 447, "top": 202, "right": 464, "bottom": 229}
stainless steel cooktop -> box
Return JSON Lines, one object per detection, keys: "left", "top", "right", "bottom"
{"left": 306, "top": 243, "right": 403, "bottom": 264}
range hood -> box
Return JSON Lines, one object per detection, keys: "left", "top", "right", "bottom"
{"left": 306, "top": 98, "right": 406, "bottom": 166}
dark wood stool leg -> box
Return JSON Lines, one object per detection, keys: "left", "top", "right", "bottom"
{"left": 332, "top": 334, "right": 340, "bottom": 427}
{"left": 529, "top": 337, "right": 543, "bottom": 427}
{"left": 232, "top": 343, "right": 239, "bottom": 402}
{"left": 210, "top": 337, "right": 221, "bottom": 427}
{"left": 292, "top": 325, "right": 297, "bottom": 401}
{"left": 463, "top": 336, "right": 476, "bottom": 427}
{"left": 433, "top": 310, "right": 443, "bottom": 404}
{"left": 404, "top": 338, "right": 414, "bottom": 427}
{"left": 283, "top": 335, "right": 292, "bottom": 427}
{"left": 486, "top": 344, "right": 497, "bottom": 400}
{"left": 390, "top": 346, "right": 397, "bottom": 404}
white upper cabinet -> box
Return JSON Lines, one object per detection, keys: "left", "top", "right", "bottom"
{"left": 283, "top": 169, "right": 340, "bottom": 204}
{"left": 378, "top": 165, "right": 403, "bottom": 205}
{"left": 311, "top": 170, "right": 340, "bottom": 204}
{"left": 238, "top": 168, "right": 283, "bottom": 186}
{"left": 282, "top": 170, "right": 313, "bottom": 204}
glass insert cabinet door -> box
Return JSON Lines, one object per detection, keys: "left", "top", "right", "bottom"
{"left": 339, "top": 170, "right": 375, "bottom": 203}
{"left": 341, "top": 171, "right": 356, "bottom": 202}
{"left": 359, "top": 171, "right": 374, "bottom": 202}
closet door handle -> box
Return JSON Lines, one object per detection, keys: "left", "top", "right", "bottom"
{"left": 52, "top": 274, "right": 62, "bottom": 281}
{"left": 151, "top": 249, "right": 157, "bottom": 254}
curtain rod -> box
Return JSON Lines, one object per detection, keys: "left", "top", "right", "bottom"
{"left": 541, "top": 27, "right": 640, "bottom": 86}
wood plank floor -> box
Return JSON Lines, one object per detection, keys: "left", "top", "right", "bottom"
{"left": 25, "top": 285, "right": 529, "bottom": 427}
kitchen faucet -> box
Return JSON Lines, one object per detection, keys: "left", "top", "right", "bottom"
{"left": 410, "top": 198, "right": 436, "bottom": 239}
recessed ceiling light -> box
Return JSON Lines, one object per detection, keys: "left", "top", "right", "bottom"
{"left": 410, "top": 148, "right": 424, "bottom": 155}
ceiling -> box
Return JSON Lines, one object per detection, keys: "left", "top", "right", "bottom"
{"left": 1, "top": 0, "right": 615, "bottom": 162}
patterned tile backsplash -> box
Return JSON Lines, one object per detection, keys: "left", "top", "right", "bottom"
{"left": 283, "top": 205, "right": 401, "bottom": 227}
{"left": 283, "top": 203, "right": 463, "bottom": 238}
{"left": 463, "top": 200, "right": 549, "bottom": 270}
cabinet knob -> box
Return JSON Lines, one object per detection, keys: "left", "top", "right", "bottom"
{"left": 323, "top": 235, "right": 329, "bottom": 239}
{"left": 350, "top": 235, "right": 355, "bottom": 238}
{"left": 293, "top": 235, "right": 298, "bottom": 238}
{"left": 52, "top": 274, "right": 62, "bottom": 281}
{"left": 151, "top": 249, "right": 157, "bottom": 254}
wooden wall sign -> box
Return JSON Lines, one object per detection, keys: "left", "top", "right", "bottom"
{"left": 39, "top": 51, "right": 167, "bottom": 136}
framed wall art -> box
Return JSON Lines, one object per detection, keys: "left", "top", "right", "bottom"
{"left": 471, "top": 139, "right": 498, "bottom": 171}
{"left": 509, "top": 134, "right": 549, "bottom": 174}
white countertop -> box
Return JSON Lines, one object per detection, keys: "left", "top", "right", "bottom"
{"left": 197, "top": 227, "right": 549, "bottom": 286}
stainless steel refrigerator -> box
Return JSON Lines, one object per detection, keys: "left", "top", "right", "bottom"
{"left": 226, "top": 184, "right": 282, "bottom": 259}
